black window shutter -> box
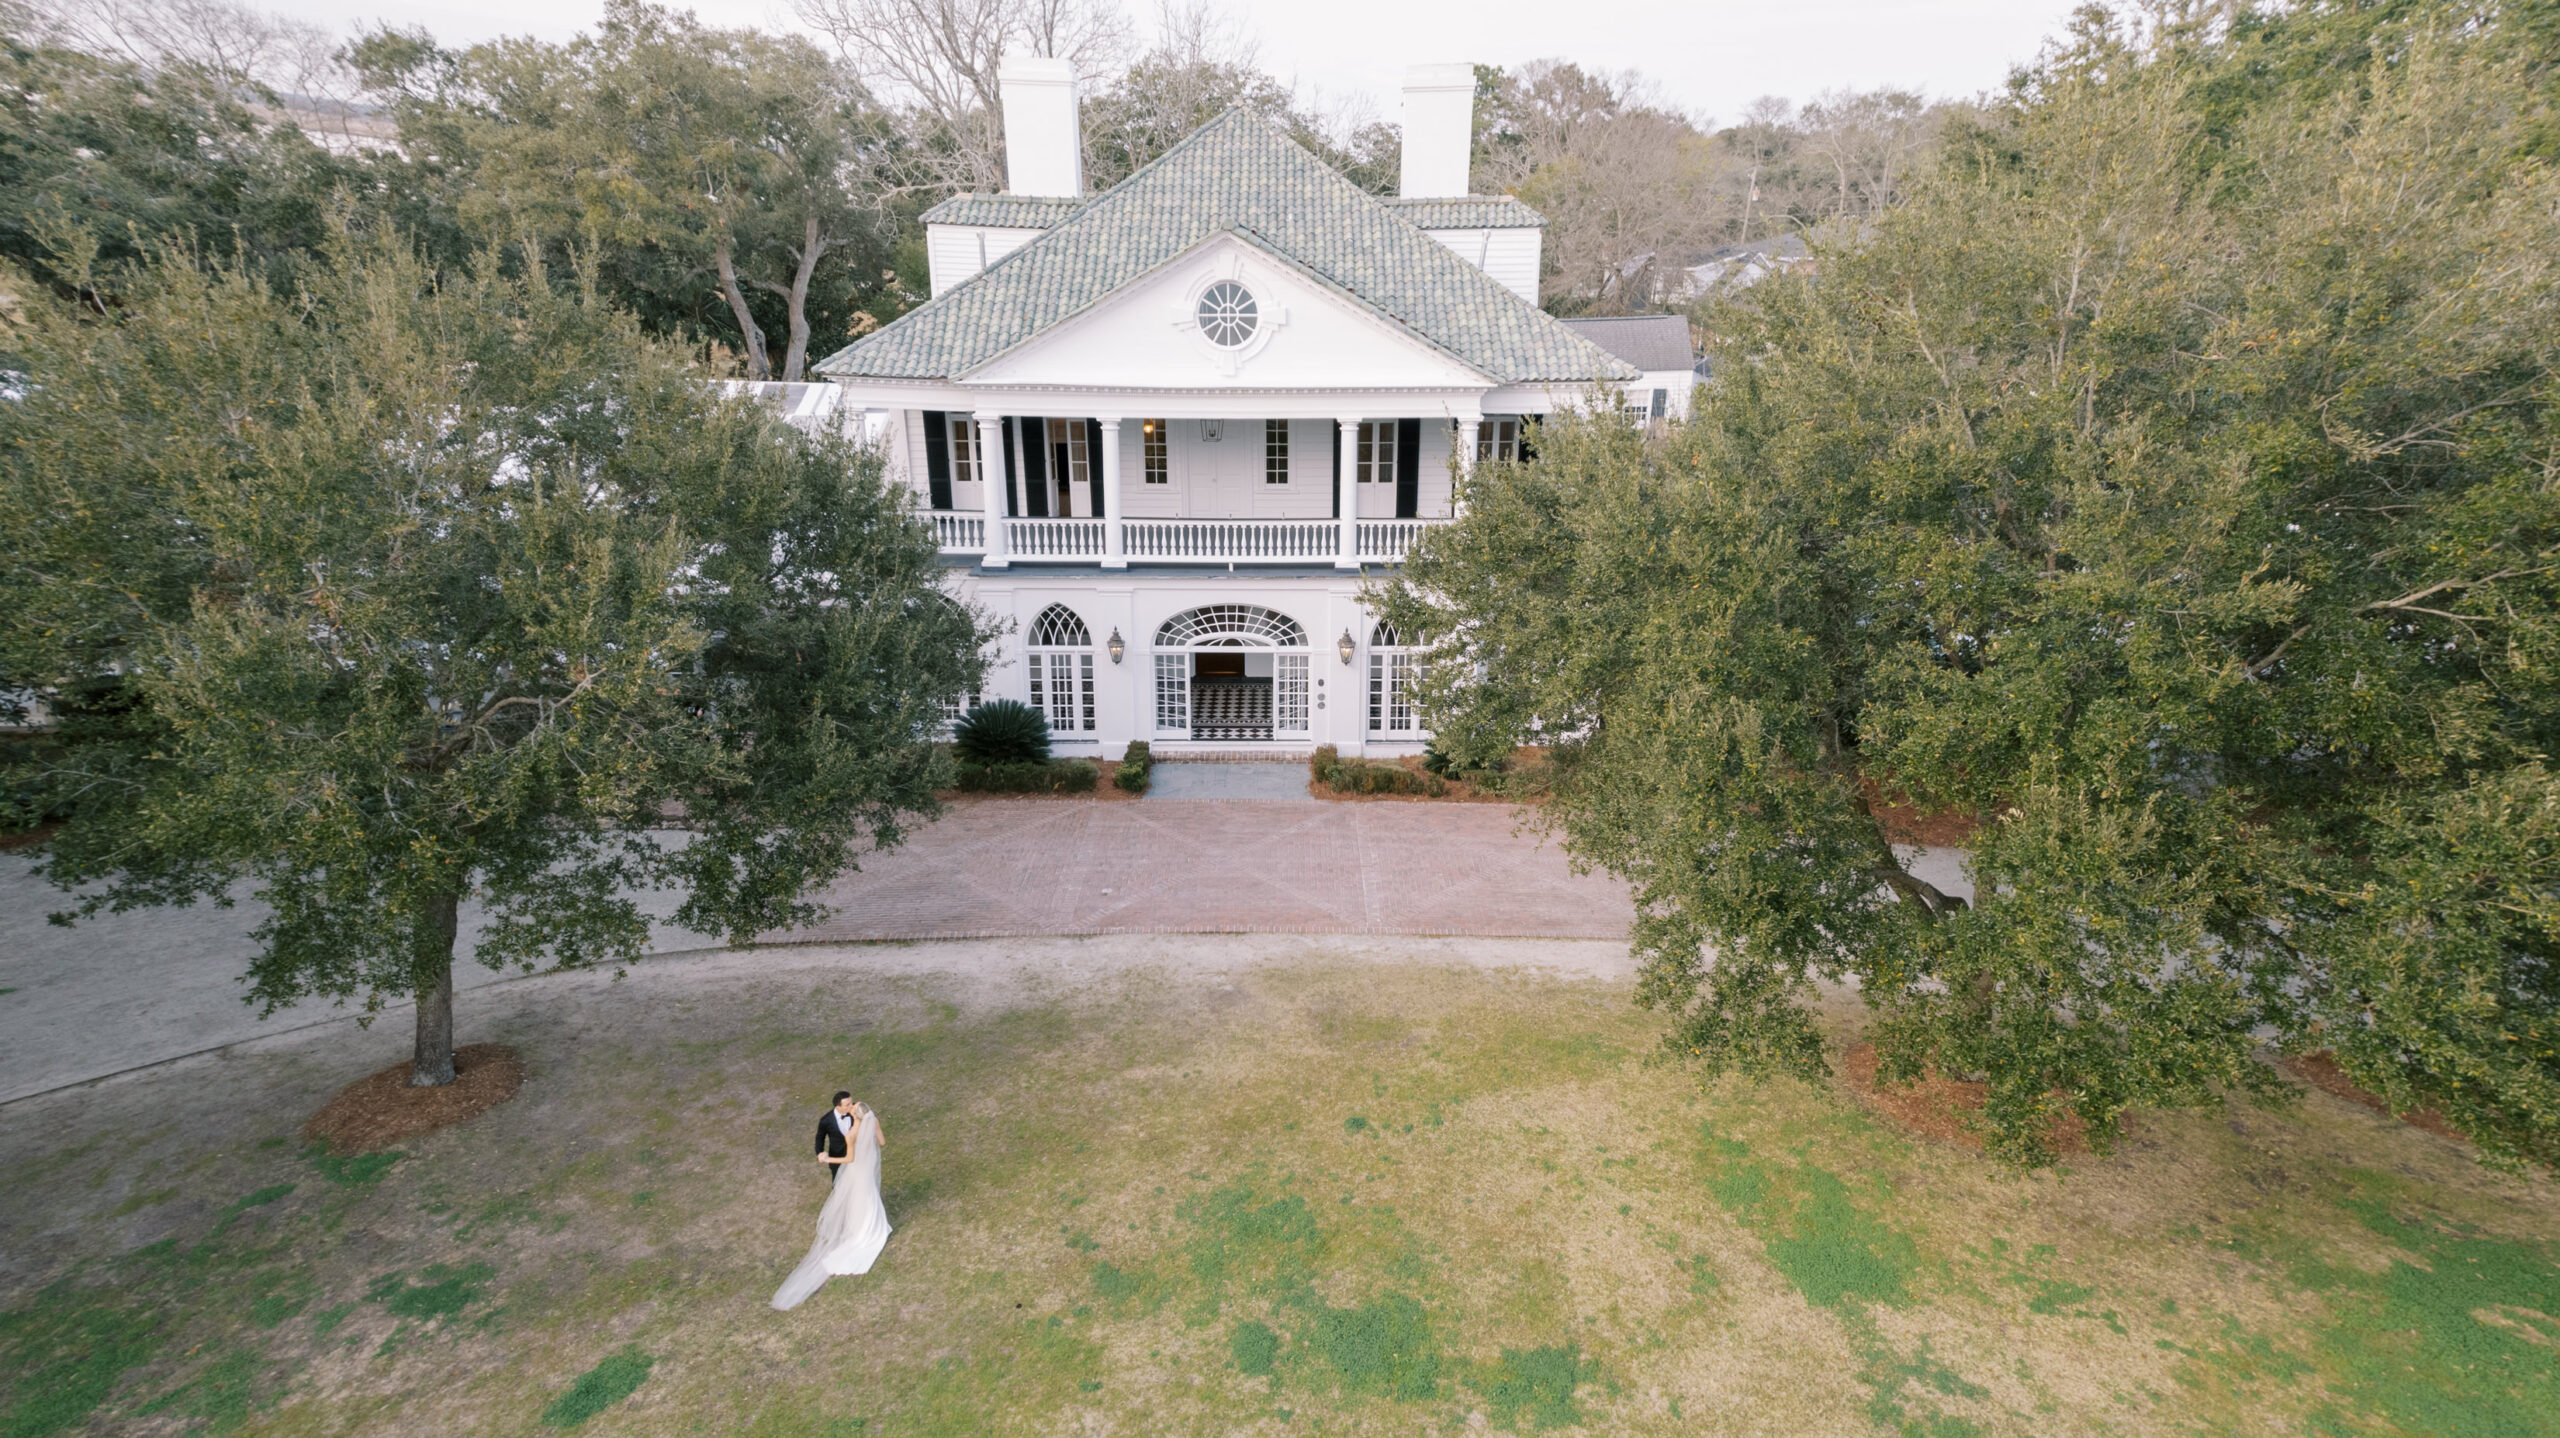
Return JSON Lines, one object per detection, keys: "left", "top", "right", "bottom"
{"left": 1521, "top": 414, "right": 1542, "bottom": 462}
{"left": 921, "top": 411, "right": 952, "bottom": 510}
{"left": 1331, "top": 420, "right": 1342, "bottom": 518}
{"left": 1001, "top": 419, "right": 1020, "bottom": 517}
{"left": 1084, "top": 418, "right": 1105, "bottom": 517}
{"left": 1394, "top": 417, "right": 1421, "bottom": 520}
{"left": 1020, "top": 417, "right": 1050, "bottom": 517}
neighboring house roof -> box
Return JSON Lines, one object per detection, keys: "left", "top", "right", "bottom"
{"left": 1560, "top": 315, "right": 1696, "bottom": 373}
{"left": 820, "top": 108, "right": 1635, "bottom": 385}
{"left": 918, "top": 194, "right": 1089, "bottom": 228}
{"left": 714, "top": 380, "right": 843, "bottom": 432}
{"left": 1381, "top": 195, "right": 1547, "bottom": 229}
{"left": 1697, "top": 233, "right": 1810, "bottom": 265}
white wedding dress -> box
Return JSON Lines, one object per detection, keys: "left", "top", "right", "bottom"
{"left": 770, "top": 1109, "right": 893, "bottom": 1310}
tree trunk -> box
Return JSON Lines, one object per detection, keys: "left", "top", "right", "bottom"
{"left": 714, "top": 233, "right": 771, "bottom": 381}
{"left": 410, "top": 889, "right": 461, "bottom": 1088}
{"left": 777, "top": 215, "right": 828, "bottom": 383}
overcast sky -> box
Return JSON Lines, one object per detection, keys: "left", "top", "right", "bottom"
{"left": 261, "top": 0, "right": 2081, "bottom": 124}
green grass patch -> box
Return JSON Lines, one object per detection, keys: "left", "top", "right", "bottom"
{"left": 2284, "top": 1182, "right": 2560, "bottom": 1437}
{"left": 542, "top": 1346, "right": 655, "bottom": 1428}
{"left": 307, "top": 1148, "right": 403, "bottom": 1185}
{"left": 1474, "top": 1344, "right": 1588, "bottom": 1432}
{"left": 0, "top": 1285, "right": 157, "bottom": 1438}
{"left": 366, "top": 1262, "right": 496, "bottom": 1323}
{"left": 138, "top": 1348, "right": 263, "bottom": 1433}
{"left": 1698, "top": 1124, "right": 1916, "bottom": 1310}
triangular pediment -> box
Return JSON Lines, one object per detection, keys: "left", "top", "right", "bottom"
{"left": 960, "top": 231, "right": 1493, "bottom": 391}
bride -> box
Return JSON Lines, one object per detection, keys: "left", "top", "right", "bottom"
{"left": 771, "top": 1100, "right": 893, "bottom": 1310}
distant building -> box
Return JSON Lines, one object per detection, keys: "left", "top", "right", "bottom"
{"left": 1559, "top": 315, "right": 1700, "bottom": 423}
{"left": 1680, "top": 233, "right": 1812, "bottom": 297}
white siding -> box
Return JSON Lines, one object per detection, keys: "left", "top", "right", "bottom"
{"left": 1420, "top": 227, "right": 1542, "bottom": 304}
{"left": 925, "top": 225, "right": 1046, "bottom": 296}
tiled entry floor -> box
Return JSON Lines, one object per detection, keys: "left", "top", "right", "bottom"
{"left": 786, "top": 797, "right": 1634, "bottom": 941}
{"left": 1143, "top": 762, "right": 1316, "bottom": 801}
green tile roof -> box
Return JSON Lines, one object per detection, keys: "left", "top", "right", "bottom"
{"left": 1382, "top": 195, "right": 1547, "bottom": 229}
{"left": 918, "top": 194, "right": 1087, "bottom": 227}
{"left": 820, "top": 109, "right": 1633, "bottom": 385}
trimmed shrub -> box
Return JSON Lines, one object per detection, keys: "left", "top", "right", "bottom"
{"left": 953, "top": 758, "right": 1099, "bottom": 794}
{"left": 1311, "top": 746, "right": 1446, "bottom": 797}
{"left": 953, "top": 699, "right": 1051, "bottom": 764}
{"left": 1114, "top": 741, "right": 1153, "bottom": 793}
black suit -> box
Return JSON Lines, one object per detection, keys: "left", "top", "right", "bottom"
{"left": 815, "top": 1110, "right": 854, "bottom": 1182}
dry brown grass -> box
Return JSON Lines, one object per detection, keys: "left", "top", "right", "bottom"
{"left": 2, "top": 950, "right": 2555, "bottom": 1436}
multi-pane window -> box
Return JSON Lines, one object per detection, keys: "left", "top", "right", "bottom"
{"left": 1265, "top": 419, "right": 1290, "bottom": 483}
{"left": 1368, "top": 620, "right": 1414, "bottom": 733}
{"left": 1142, "top": 418, "right": 1168, "bottom": 484}
{"left": 1153, "top": 653, "right": 1189, "bottom": 733}
{"left": 1477, "top": 417, "right": 1524, "bottom": 465}
{"left": 1031, "top": 653, "right": 1094, "bottom": 732}
{"left": 940, "top": 689, "right": 982, "bottom": 734}
{"left": 1356, "top": 419, "right": 1398, "bottom": 485}
{"left": 1026, "top": 604, "right": 1095, "bottom": 733}
{"left": 1275, "top": 653, "right": 1309, "bottom": 733}
{"left": 947, "top": 413, "right": 981, "bottom": 485}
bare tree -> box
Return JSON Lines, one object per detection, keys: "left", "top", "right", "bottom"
{"left": 1477, "top": 60, "right": 1734, "bottom": 313}
{"left": 793, "top": 0, "right": 1130, "bottom": 190}
{"left": 38, "top": 0, "right": 378, "bottom": 143}
{"left": 1797, "top": 87, "right": 1939, "bottom": 221}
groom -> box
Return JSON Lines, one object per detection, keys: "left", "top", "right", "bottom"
{"left": 814, "top": 1091, "right": 857, "bottom": 1183}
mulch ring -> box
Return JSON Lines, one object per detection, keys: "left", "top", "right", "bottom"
{"left": 302, "top": 1044, "right": 525, "bottom": 1153}
{"left": 2279, "top": 1050, "right": 2464, "bottom": 1142}
{"left": 1839, "top": 1043, "right": 2090, "bottom": 1156}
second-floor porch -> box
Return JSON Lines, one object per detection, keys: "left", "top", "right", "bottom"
{"left": 908, "top": 411, "right": 1529, "bottom": 568}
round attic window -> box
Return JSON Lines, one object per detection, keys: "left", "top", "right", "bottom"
{"left": 1195, "top": 280, "right": 1259, "bottom": 348}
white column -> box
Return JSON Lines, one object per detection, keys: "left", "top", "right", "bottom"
{"left": 1454, "top": 417, "right": 1480, "bottom": 518}
{"left": 1098, "top": 417, "right": 1126, "bottom": 568}
{"left": 1336, "top": 416, "right": 1362, "bottom": 569}
{"left": 977, "top": 413, "right": 1010, "bottom": 568}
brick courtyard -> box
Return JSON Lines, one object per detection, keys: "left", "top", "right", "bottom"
{"left": 784, "top": 796, "right": 1635, "bottom": 941}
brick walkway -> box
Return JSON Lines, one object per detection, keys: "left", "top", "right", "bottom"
{"left": 784, "top": 797, "right": 1634, "bottom": 941}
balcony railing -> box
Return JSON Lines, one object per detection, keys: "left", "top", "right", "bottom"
{"left": 1124, "top": 518, "right": 1337, "bottom": 561}
{"left": 932, "top": 516, "right": 1451, "bottom": 564}
{"left": 1006, "top": 517, "right": 1107, "bottom": 558}
{"left": 1356, "top": 519, "right": 1440, "bottom": 562}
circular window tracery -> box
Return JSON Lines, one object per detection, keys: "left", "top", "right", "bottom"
{"left": 1194, "top": 281, "right": 1259, "bottom": 349}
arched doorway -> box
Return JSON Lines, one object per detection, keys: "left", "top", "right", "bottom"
{"left": 1152, "top": 604, "right": 1310, "bottom": 742}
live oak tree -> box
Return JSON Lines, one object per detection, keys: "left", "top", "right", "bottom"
{"left": 1382, "top": 1, "right": 2560, "bottom": 1169}
{"left": 0, "top": 230, "right": 987, "bottom": 1085}
{"left": 352, "top": 2, "right": 905, "bottom": 381}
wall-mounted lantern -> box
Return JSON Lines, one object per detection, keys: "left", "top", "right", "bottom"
{"left": 1337, "top": 628, "right": 1356, "bottom": 666}
{"left": 1107, "top": 627, "right": 1126, "bottom": 665}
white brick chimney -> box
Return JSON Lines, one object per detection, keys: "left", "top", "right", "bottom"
{"left": 1398, "top": 63, "right": 1476, "bottom": 199}
{"left": 999, "top": 56, "right": 1083, "bottom": 197}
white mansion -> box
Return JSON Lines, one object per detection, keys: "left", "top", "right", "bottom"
{"left": 808, "top": 60, "right": 1696, "bottom": 758}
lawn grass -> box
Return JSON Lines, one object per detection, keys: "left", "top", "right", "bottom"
{"left": 1, "top": 952, "right": 2556, "bottom": 1435}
